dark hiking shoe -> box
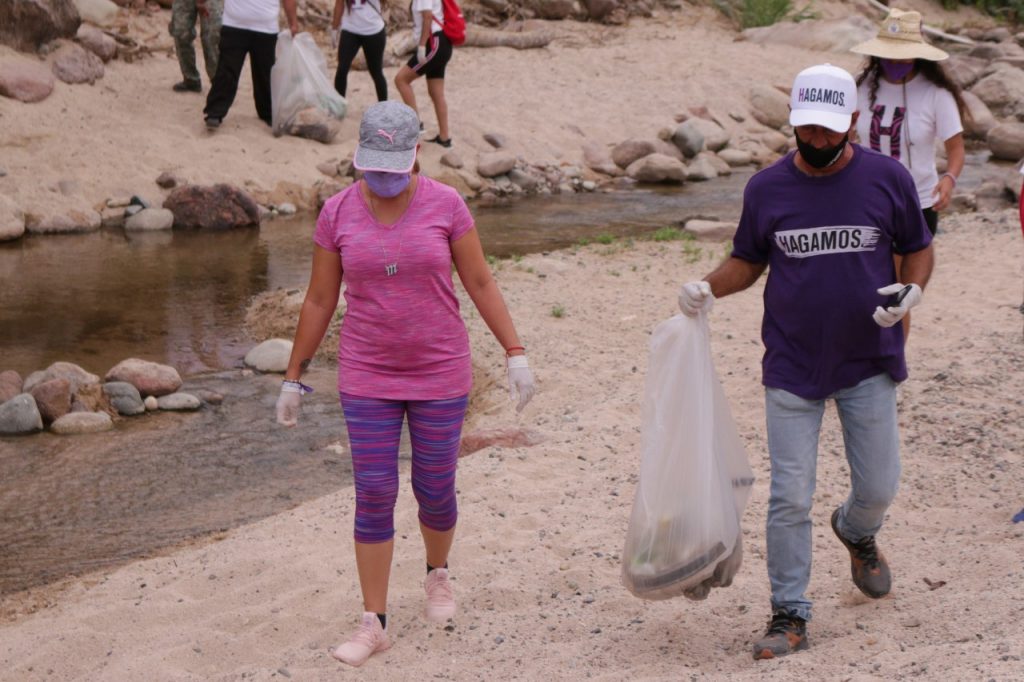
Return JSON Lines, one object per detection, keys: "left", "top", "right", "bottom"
{"left": 173, "top": 80, "right": 202, "bottom": 93}
{"left": 428, "top": 135, "right": 452, "bottom": 148}
{"left": 752, "top": 610, "right": 808, "bottom": 660}
{"left": 204, "top": 116, "right": 222, "bottom": 130}
{"left": 831, "top": 508, "right": 891, "bottom": 598}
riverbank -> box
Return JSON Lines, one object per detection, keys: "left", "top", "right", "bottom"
{"left": 2, "top": 207, "right": 1022, "bottom": 679}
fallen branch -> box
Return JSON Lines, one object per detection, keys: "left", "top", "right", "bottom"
{"left": 463, "top": 26, "right": 554, "bottom": 49}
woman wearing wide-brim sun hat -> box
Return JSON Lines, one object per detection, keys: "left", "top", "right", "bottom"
{"left": 850, "top": 7, "right": 969, "bottom": 238}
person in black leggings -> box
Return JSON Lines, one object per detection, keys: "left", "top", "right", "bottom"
{"left": 330, "top": 0, "right": 388, "bottom": 102}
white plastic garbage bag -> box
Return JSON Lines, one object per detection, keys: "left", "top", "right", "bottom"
{"left": 270, "top": 31, "right": 347, "bottom": 137}
{"left": 622, "top": 314, "right": 754, "bottom": 601}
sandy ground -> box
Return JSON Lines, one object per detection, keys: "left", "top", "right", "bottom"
{"left": 3, "top": 1, "right": 1024, "bottom": 680}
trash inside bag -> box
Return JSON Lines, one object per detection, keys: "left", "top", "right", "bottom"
{"left": 270, "top": 32, "right": 347, "bottom": 139}
{"left": 622, "top": 314, "right": 754, "bottom": 601}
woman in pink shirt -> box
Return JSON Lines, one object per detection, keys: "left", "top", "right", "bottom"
{"left": 276, "top": 100, "right": 535, "bottom": 667}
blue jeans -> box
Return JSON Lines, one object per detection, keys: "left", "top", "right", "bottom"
{"left": 765, "top": 373, "right": 901, "bottom": 621}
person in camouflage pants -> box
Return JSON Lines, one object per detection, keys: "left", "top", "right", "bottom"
{"left": 169, "top": 0, "right": 223, "bottom": 92}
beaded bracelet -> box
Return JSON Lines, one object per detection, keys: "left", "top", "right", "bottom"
{"left": 939, "top": 172, "right": 957, "bottom": 188}
{"left": 282, "top": 379, "right": 314, "bottom": 395}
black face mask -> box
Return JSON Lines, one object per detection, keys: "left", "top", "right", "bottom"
{"left": 795, "top": 133, "right": 848, "bottom": 169}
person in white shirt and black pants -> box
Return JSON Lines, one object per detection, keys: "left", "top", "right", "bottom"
{"left": 330, "top": 0, "right": 388, "bottom": 103}
{"left": 203, "top": 0, "right": 299, "bottom": 129}
{"left": 394, "top": 0, "right": 453, "bottom": 148}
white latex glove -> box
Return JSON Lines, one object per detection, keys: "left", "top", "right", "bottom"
{"left": 507, "top": 355, "right": 535, "bottom": 413}
{"left": 416, "top": 45, "right": 427, "bottom": 64}
{"left": 873, "top": 283, "right": 922, "bottom": 328}
{"left": 678, "top": 281, "right": 713, "bottom": 317}
{"left": 276, "top": 381, "right": 309, "bottom": 427}
{"left": 330, "top": 27, "right": 340, "bottom": 49}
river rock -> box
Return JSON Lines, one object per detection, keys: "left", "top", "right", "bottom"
{"left": 125, "top": 208, "right": 175, "bottom": 231}
{"left": 24, "top": 207, "right": 102, "bottom": 234}
{"left": 51, "top": 43, "right": 105, "bottom": 85}
{"left": 0, "top": 57, "right": 56, "bottom": 103}
{"left": 749, "top": 84, "right": 790, "bottom": 130}
{"left": 163, "top": 184, "right": 261, "bottom": 229}
{"left": 76, "top": 25, "right": 117, "bottom": 62}
{"left": 0, "top": 370, "right": 22, "bottom": 403}
{"left": 483, "top": 132, "right": 506, "bottom": 149}
{"left": 671, "top": 121, "right": 704, "bottom": 159}
{"left": 285, "top": 107, "right": 341, "bottom": 144}
{"left": 685, "top": 219, "right": 736, "bottom": 241}
{"left": 986, "top": 122, "right": 1024, "bottom": 161}
{"left": 24, "top": 361, "right": 100, "bottom": 394}
{"left": 0, "top": 194, "right": 25, "bottom": 241}
{"left": 0, "top": 394, "right": 43, "bottom": 434}
{"left": 50, "top": 411, "right": 113, "bottom": 434}
{"left": 0, "top": 0, "right": 80, "bottom": 52}
{"left": 611, "top": 139, "right": 658, "bottom": 169}
{"left": 961, "top": 91, "right": 996, "bottom": 140}
{"left": 29, "top": 377, "right": 72, "bottom": 424}
{"left": 581, "top": 141, "right": 620, "bottom": 176}
{"left": 457, "top": 169, "right": 484, "bottom": 191}
{"left": 71, "top": 382, "right": 108, "bottom": 413}
{"left": 105, "top": 358, "right": 182, "bottom": 397}
{"left": 970, "top": 64, "right": 1024, "bottom": 119}
{"left": 717, "top": 148, "right": 753, "bottom": 167}
{"left": 687, "top": 117, "right": 731, "bottom": 152}
{"left": 155, "top": 171, "right": 183, "bottom": 189}
{"left": 508, "top": 168, "right": 541, "bottom": 192}
{"left": 144, "top": 395, "right": 158, "bottom": 411}
{"left": 102, "top": 381, "right": 145, "bottom": 416}
{"left": 625, "top": 154, "right": 686, "bottom": 184}
{"left": 157, "top": 392, "right": 202, "bottom": 411}
{"left": 581, "top": 0, "right": 615, "bottom": 21}
{"left": 440, "top": 151, "right": 463, "bottom": 169}
{"left": 477, "top": 151, "right": 517, "bottom": 178}
{"left": 244, "top": 339, "right": 292, "bottom": 373}
{"left": 685, "top": 155, "right": 719, "bottom": 182}
{"left": 944, "top": 55, "right": 989, "bottom": 90}
{"left": 73, "top": 0, "right": 120, "bottom": 27}
{"left": 697, "top": 151, "right": 730, "bottom": 176}
{"left": 532, "top": 0, "right": 574, "bottom": 19}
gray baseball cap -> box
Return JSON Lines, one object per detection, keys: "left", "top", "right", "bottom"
{"left": 353, "top": 101, "right": 420, "bottom": 173}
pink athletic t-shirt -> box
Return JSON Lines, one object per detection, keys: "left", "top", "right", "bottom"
{"left": 314, "top": 176, "right": 475, "bottom": 400}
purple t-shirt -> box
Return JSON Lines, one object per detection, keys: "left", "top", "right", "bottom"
{"left": 731, "top": 145, "right": 932, "bottom": 400}
{"left": 314, "top": 177, "right": 475, "bottom": 400}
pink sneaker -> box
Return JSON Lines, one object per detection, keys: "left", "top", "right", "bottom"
{"left": 424, "top": 567, "right": 456, "bottom": 622}
{"left": 331, "top": 612, "right": 390, "bottom": 667}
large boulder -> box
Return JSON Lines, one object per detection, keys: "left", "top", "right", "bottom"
{"left": 0, "top": 394, "right": 43, "bottom": 435}
{"left": 104, "top": 358, "right": 182, "bottom": 397}
{"left": 23, "top": 361, "right": 99, "bottom": 394}
{"left": 749, "top": 84, "right": 790, "bottom": 130}
{"left": 581, "top": 0, "right": 615, "bottom": 21}
{"left": 987, "top": 122, "right": 1024, "bottom": 161}
{"left": 961, "top": 91, "right": 996, "bottom": 140}
{"left": 944, "top": 55, "right": 989, "bottom": 91}
{"left": 0, "top": 0, "right": 80, "bottom": 52}
{"left": 477, "top": 151, "right": 517, "bottom": 178}
{"left": 50, "top": 41, "right": 104, "bottom": 84}
{"left": 970, "top": 64, "right": 1024, "bottom": 119}
{"left": 625, "top": 154, "right": 686, "bottom": 184}
{"left": 163, "top": 184, "right": 261, "bottom": 229}
{"left": 531, "top": 0, "right": 575, "bottom": 20}
{"left": 0, "top": 56, "right": 55, "bottom": 103}
{"left": 28, "top": 377, "right": 72, "bottom": 424}
{"left": 72, "top": 0, "right": 118, "bottom": 26}
{"left": 742, "top": 16, "right": 875, "bottom": 53}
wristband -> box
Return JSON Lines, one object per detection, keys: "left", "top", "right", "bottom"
{"left": 505, "top": 345, "right": 525, "bottom": 356}
{"left": 282, "top": 379, "right": 314, "bottom": 395}
{"left": 940, "top": 172, "right": 957, "bottom": 188}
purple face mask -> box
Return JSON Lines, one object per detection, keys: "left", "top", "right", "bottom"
{"left": 880, "top": 59, "right": 915, "bottom": 82}
{"left": 363, "top": 171, "right": 411, "bottom": 198}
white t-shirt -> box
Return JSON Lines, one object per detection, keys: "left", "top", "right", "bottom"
{"left": 223, "top": 0, "right": 282, "bottom": 34}
{"left": 341, "top": 0, "right": 385, "bottom": 35}
{"left": 411, "top": 0, "right": 443, "bottom": 39}
{"left": 855, "top": 75, "right": 963, "bottom": 209}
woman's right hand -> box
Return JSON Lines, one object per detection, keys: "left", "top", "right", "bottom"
{"left": 507, "top": 355, "right": 535, "bottom": 413}
{"left": 276, "top": 381, "right": 306, "bottom": 427}
{"left": 330, "top": 27, "right": 340, "bottom": 49}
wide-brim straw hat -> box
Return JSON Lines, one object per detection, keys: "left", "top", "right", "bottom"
{"left": 851, "top": 8, "right": 948, "bottom": 61}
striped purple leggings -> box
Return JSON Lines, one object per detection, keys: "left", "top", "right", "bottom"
{"left": 340, "top": 392, "right": 468, "bottom": 544}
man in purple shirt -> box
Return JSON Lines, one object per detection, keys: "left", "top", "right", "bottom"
{"left": 679, "top": 64, "right": 934, "bottom": 660}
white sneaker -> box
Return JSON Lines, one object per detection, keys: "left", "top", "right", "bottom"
{"left": 331, "top": 612, "right": 390, "bottom": 667}
{"left": 424, "top": 567, "right": 456, "bottom": 622}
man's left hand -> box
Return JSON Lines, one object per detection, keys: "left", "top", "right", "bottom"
{"left": 873, "top": 283, "right": 922, "bottom": 328}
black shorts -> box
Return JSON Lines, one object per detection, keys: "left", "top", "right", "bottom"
{"left": 407, "top": 31, "right": 452, "bottom": 80}
{"left": 922, "top": 207, "right": 938, "bottom": 236}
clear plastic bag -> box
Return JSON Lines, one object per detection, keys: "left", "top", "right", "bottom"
{"left": 622, "top": 314, "right": 754, "bottom": 601}
{"left": 270, "top": 32, "right": 347, "bottom": 137}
